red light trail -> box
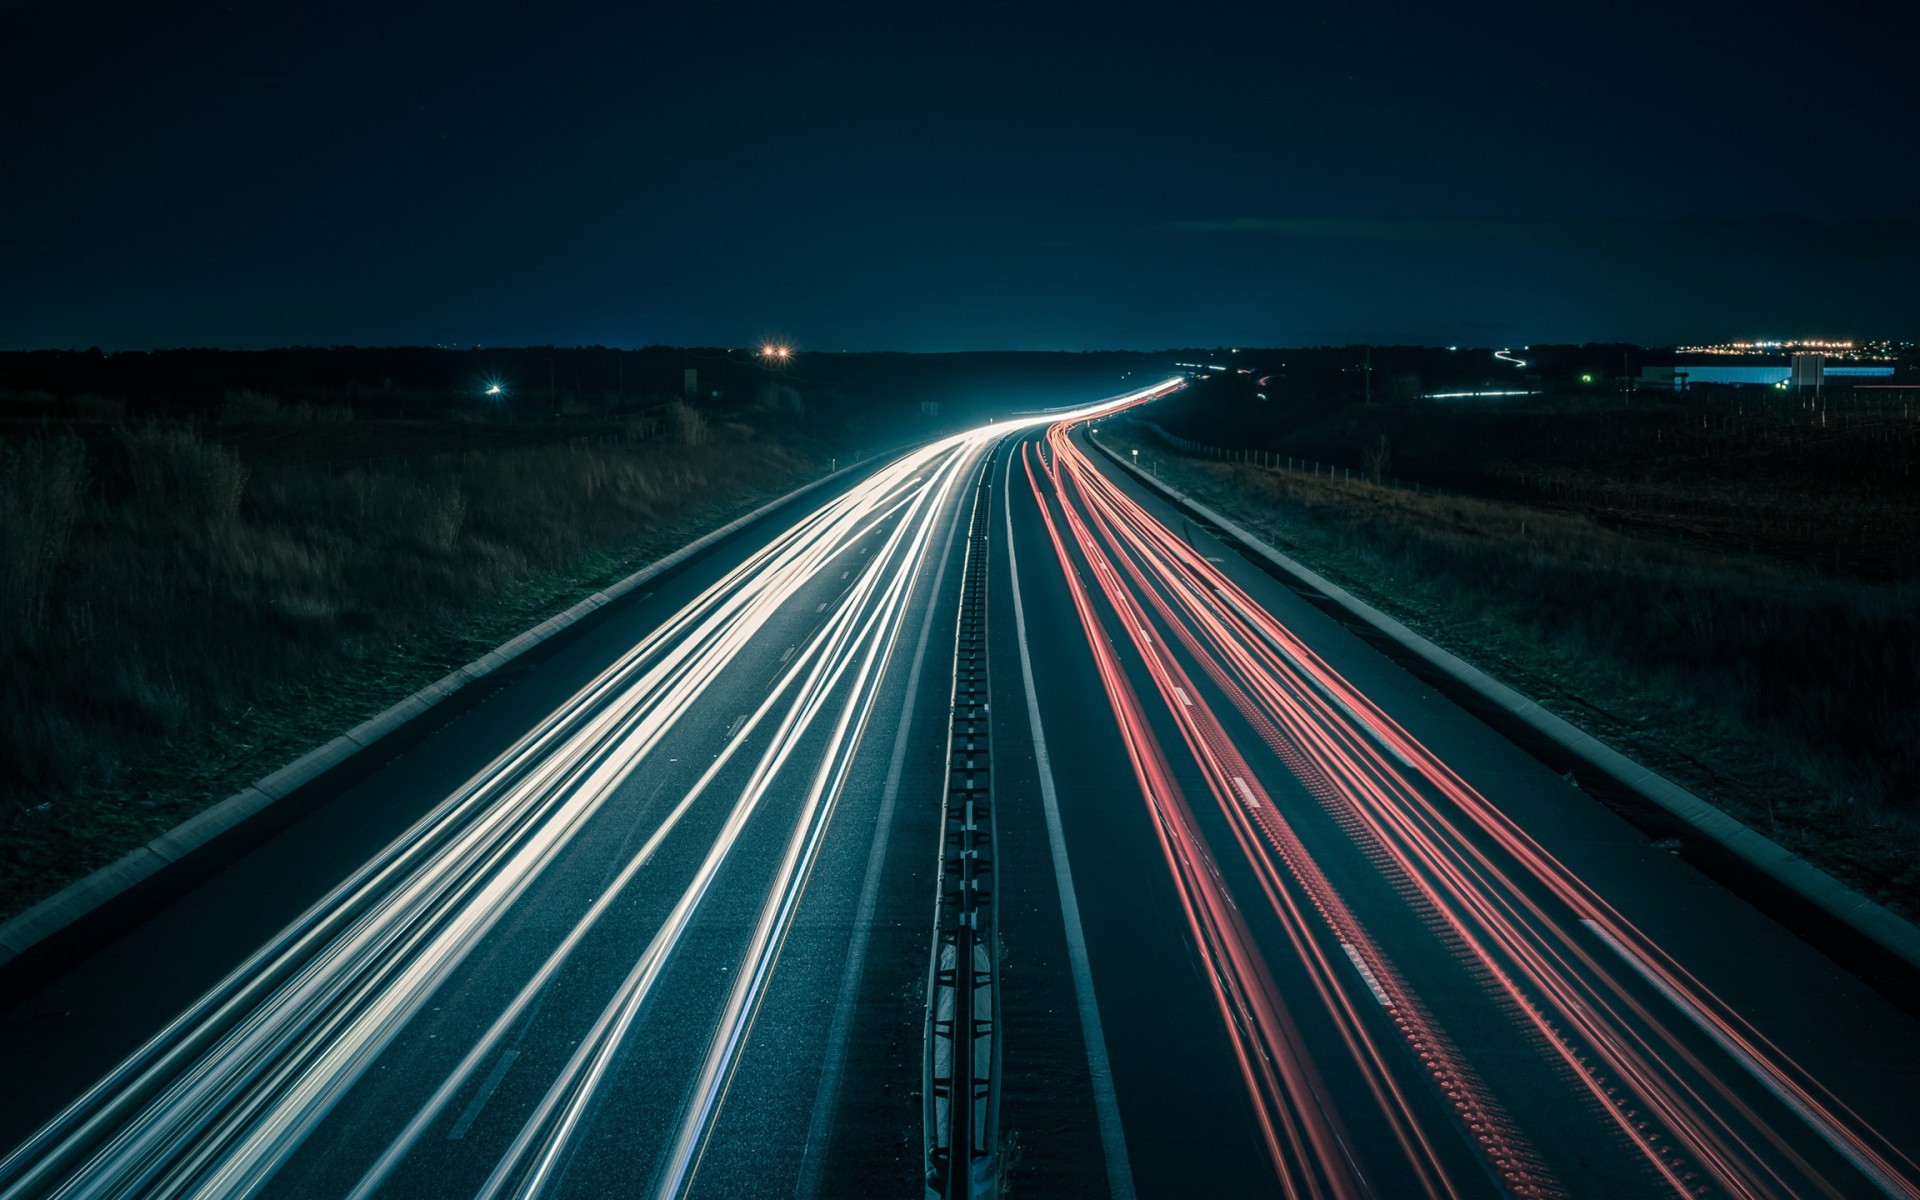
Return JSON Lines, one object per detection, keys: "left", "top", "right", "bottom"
{"left": 1018, "top": 415, "right": 1920, "bottom": 1200}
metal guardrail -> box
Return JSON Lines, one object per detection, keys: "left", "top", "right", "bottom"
{"left": 1124, "top": 417, "right": 1443, "bottom": 495}
{"left": 923, "top": 454, "right": 1000, "bottom": 1200}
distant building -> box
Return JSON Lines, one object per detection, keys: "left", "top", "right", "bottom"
{"left": 1637, "top": 361, "right": 1895, "bottom": 390}
{"left": 1639, "top": 365, "right": 1788, "bottom": 389}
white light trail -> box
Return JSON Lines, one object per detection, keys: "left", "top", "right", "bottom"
{"left": 0, "top": 379, "right": 1183, "bottom": 1200}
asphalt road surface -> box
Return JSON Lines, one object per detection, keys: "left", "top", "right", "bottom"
{"left": 990, "top": 420, "right": 1920, "bottom": 1199}
{"left": 3, "top": 383, "right": 1918, "bottom": 1199}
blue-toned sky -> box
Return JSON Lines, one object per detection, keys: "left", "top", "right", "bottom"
{"left": 3, "top": 0, "right": 1915, "bottom": 350}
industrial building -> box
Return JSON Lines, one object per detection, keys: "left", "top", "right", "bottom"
{"left": 1638, "top": 355, "right": 1894, "bottom": 390}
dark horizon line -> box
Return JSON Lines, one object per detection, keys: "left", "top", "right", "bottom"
{"left": 10, "top": 337, "right": 1906, "bottom": 357}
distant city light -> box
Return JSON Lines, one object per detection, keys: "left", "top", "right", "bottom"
{"left": 1676, "top": 338, "right": 1887, "bottom": 360}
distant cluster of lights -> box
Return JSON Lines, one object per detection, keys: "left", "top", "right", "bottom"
{"left": 1676, "top": 338, "right": 1891, "bottom": 361}
{"left": 464, "top": 338, "right": 1896, "bottom": 406}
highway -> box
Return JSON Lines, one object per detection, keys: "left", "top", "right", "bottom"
{"left": 991, "top": 420, "right": 1920, "bottom": 1198}
{"left": 2, "top": 381, "right": 1918, "bottom": 1198}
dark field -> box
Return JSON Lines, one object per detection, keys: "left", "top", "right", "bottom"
{"left": 0, "top": 346, "right": 1162, "bottom": 922}
{"left": 0, "top": 404, "right": 810, "bottom": 921}
{"left": 1111, "top": 375, "right": 1920, "bottom": 915}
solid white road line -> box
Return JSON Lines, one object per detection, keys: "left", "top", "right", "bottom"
{"left": 1003, "top": 446, "right": 1137, "bottom": 1200}
{"left": 1, "top": 386, "right": 1184, "bottom": 1200}
{"left": 1581, "top": 919, "right": 1911, "bottom": 1200}
{"left": 651, "top": 452, "right": 973, "bottom": 1198}
{"left": 795, "top": 469, "right": 967, "bottom": 1200}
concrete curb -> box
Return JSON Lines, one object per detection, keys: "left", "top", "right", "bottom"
{"left": 0, "top": 463, "right": 857, "bottom": 967}
{"left": 1088, "top": 429, "right": 1920, "bottom": 977}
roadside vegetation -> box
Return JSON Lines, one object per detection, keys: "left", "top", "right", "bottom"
{"left": 0, "top": 344, "right": 1160, "bottom": 924}
{"left": 1108, "top": 384, "right": 1920, "bottom": 917}
{"left": 0, "top": 398, "right": 811, "bottom": 921}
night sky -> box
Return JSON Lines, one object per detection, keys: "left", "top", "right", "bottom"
{"left": 4, "top": 0, "right": 1916, "bottom": 351}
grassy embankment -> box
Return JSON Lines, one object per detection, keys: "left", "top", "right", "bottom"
{"left": 0, "top": 399, "right": 812, "bottom": 921}
{"left": 1105, "top": 394, "right": 1920, "bottom": 918}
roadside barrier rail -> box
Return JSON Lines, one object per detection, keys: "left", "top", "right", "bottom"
{"left": 923, "top": 455, "right": 1001, "bottom": 1200}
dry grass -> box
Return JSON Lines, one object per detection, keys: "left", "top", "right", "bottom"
{"left": 1110, "top": 419, "right": 1920, "bottom": 913}
{"left": 0, "top": 415, "right": 809, "bottom": 919}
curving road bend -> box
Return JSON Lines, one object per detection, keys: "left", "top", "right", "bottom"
{"left": 2, "top": 380, "right": 1918, "bottom": 1199}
